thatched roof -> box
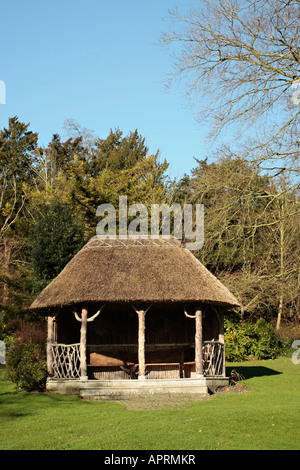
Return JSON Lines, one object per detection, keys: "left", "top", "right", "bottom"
{"left": 30, "top": 236, "right": 240, "bottom": 311}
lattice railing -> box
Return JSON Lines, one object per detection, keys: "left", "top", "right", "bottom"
{"left": 203, "top": 341, "right": 224, "bottom": 377}
{"left": 50, "top": 343, "right": 81, "bottom": 379}
{"left": 49, "top": 341, "right": 225, "bottom": 379}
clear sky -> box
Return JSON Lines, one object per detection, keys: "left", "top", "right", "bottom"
{"left": 0, "top": 0, "right": 211, "bottom": 179}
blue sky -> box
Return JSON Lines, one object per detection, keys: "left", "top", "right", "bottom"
{"left": 0, "top": 0, "right": 211, "bottom": 179}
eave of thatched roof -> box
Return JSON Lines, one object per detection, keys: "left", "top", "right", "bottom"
{"left": 30, "top": 236, "right": 240, "bottom": 311}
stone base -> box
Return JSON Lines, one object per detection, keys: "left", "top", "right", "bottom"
{"left": 46, "top": 378, "right": 82, "bottom": 395}
{"left": 46, "top": 376, "right": 229, "bottom": 399}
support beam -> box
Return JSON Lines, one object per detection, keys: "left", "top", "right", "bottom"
{"left": 132, "top": 304, "right": 152, "bottom": 380}
{"left": 47, "top": 316, "right": 55, "bottom": 376}
{"left": 73, "top": 305, "right": 106, "bottom": 380}
{"left": 217, "top": 309, "right": 226, "bottom": 378}
{"left": 195, "top": 307, "right": 203, "bottom": 377}
{"left": 80, "top": 307, "right": 88, "bottom": 380}
{"left": 138, "top": 309, "right": 146, "bottom": 380}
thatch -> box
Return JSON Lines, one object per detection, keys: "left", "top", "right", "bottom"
{"left": 30, "top": 236, "right": 240, "bottom": 311}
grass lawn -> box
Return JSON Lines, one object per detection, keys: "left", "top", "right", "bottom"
{"left": 0, "top": 357, "right": 299, "bottom": 450}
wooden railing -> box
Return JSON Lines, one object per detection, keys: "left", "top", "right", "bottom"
{"left": 50, "top": 343, "right": 81, "bottom": 379}
{"left": 203, "top": 341, "right": 225, "bottom": 377}
{"left": 50, "top": 340, "right": 225, "bottom": 379}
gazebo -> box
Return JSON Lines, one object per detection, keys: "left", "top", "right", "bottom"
{"left": 30, "top": 236, "right": 240, "bottom": 399}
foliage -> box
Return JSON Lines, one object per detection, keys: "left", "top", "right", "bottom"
{"left": 52, "top": 128, "right": 170, "bottom": 231}
{"left": 5, "top": 342, "right": 47, "bottom": 391}
{"left": 0, "top": 116, "right": 38, "bottom": 239}
{"left": 0, "top": 115, "right": 299, "bottom": 340}
{"left": 31, "top": 199, "right": 84, "bottom": 282}
{"left": 164, "top": 0, "right": 300, "bottom": 327}
{"left": 225, "top": 317, "right": 282, "bottom": 361}
{"left": 173, "top": 156, "right": 300, "bottom": 326}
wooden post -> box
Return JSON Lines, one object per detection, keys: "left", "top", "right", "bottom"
{"left": 218, "top": 309, "right": 226, "bottom": 378}
{"left": 80, "top": 307, "right": 88, "bottom": 380}
{"left": 195, "top": 308, "right": 203, "bottom": 377}
{"left": 47, "top": 316, "right": 55, "bottom": 376}
{"left": 132, "top": 304, "right": 152, "bottom": 380}
{"left": 73, "top": 305, "right": 105, "bottom": 381}
{"left": 138, "top": 309, "right": 146, "bottom": 380}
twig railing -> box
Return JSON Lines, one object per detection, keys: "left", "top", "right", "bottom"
{"left": 50, "top": 343, "right": 81, "bottom": 379}
{"left": 203, "top": 341, "right": 224, "bottom": 377}
{"left": 49, "top": 340, "right": 225, "bottom": 379}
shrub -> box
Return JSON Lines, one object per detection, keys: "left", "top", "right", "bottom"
{"left": 224, "top": 317, "right": 281, "bottom": 361}
{"left": 253, "top": 318, "right": 282, "bottom": 359}
{"left": 5, "top": 342, "right": 47, "bottom": 391}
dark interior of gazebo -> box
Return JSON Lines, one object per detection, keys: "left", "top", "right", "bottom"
{"left": 50, "top": 302, "right": 225, "bottom": 380}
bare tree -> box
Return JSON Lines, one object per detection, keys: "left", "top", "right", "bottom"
{"left": 63, "top": 118, "right": 96, "bottom": 151}
{"left": 163, "top": 0, "right": 300, "bottom": 176}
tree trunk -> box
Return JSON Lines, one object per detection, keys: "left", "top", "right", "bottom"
{"left": 217, "top": 309, "right": 226, "bottom": 377}
{"left": 195, "top": 308, "right": 203, "bottom": 377}
{"left": 138, "top": 310, "right": 146, "bottom": 379}
{"left": 47, "top": 316, "right": 55, "bottom": 376}
{"left": 276, "top": 197, "right": 285, "bottom": 331}
{"left": 276, "top": 294, "right": 283, "bottom": 331}
{"left": 80, "top": 307, "right": 88, "bottom": 379}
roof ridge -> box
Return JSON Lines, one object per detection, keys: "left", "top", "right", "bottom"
{"left": 83, "top": 236, "right": 182, "bottom": 248}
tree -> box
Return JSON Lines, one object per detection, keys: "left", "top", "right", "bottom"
{"left": 54, "top": 128, "right": 170, "bottom": 231}
{"left": 0, "top": 116, "right": 38, "bottom": 239}
{"left": 91, "top": 128, "right": 154, "bottom": 173}
{"left": 264, "top": 177, "right": 300, "bottom": 329}
{"left": 0, "top": 117, "right": 38, "bottom": 329}
{"left": 31, "top": 200, "right": 84, "bottom": 284}
{"left": 163, "top": 0, "right": 300, "bottom": 327}
{"left": 173, "top": 155, "right": 300, "bottom": 326}
{"left": 32, "top": 134, "right": 86, "bottom": 197}
{"left": 63, "top": 118, "right": 96, "bottom": 151}
{"left": 163, "top": 0, "right": 300, "bottom": 177}
{"left": 186, "top": 156, "right": 271, "bottom": 272}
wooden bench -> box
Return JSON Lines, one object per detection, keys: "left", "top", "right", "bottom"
{"left": 145, "top": 363, "right": 181, "bottom": 379}
{"left": 87, "top": 362, "right": 182, "bottom": 380}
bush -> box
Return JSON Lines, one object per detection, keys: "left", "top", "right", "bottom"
{"left": 5, "top": 342, "right": 47, "bottom": 391}
{"left": 225, "top": 317, "right": 282, "bottom": 362}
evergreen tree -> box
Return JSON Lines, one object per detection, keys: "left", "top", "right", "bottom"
{"left": 0, "top": 116, "right": 38, "bottom": 239}
{"left": 0, "top": 117, "right": 38, "bottom": 330}
{"left": 31, "top": 200, "right": 84, "bottom": 284}
{"left": 54, "top": 128, "right": 170, "bottom": 231}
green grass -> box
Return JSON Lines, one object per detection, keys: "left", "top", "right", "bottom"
{"left": 0, "top": 357, "right": 299, "bottom": 450}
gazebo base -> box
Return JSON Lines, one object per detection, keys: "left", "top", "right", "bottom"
{"left": 46, "top": 377, "right": 229, "bottom": 399}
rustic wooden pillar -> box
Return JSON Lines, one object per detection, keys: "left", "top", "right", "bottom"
{"left": 138, "top": 309, "right": 146, "bottom": 380}
{"left": 132, "top": 304, "right": 152, "bottom": 380}
{"left": 195, "top": 308, "right": 203, "bottom": 377}
{"left": 80, "top": 307, "right": 88, "bottom": 380}
{"left": 73, "top": 305, "right": 105, "bottom": 381}
{"left": 218, "top": 309, "right": 226, "bottom": 377}
{"left": 47, "top": 316, "right": 55, "bottom": 376}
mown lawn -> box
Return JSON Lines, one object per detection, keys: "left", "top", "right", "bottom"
{"left": 0, "top": 357, "right": 299, "bottom": 450}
